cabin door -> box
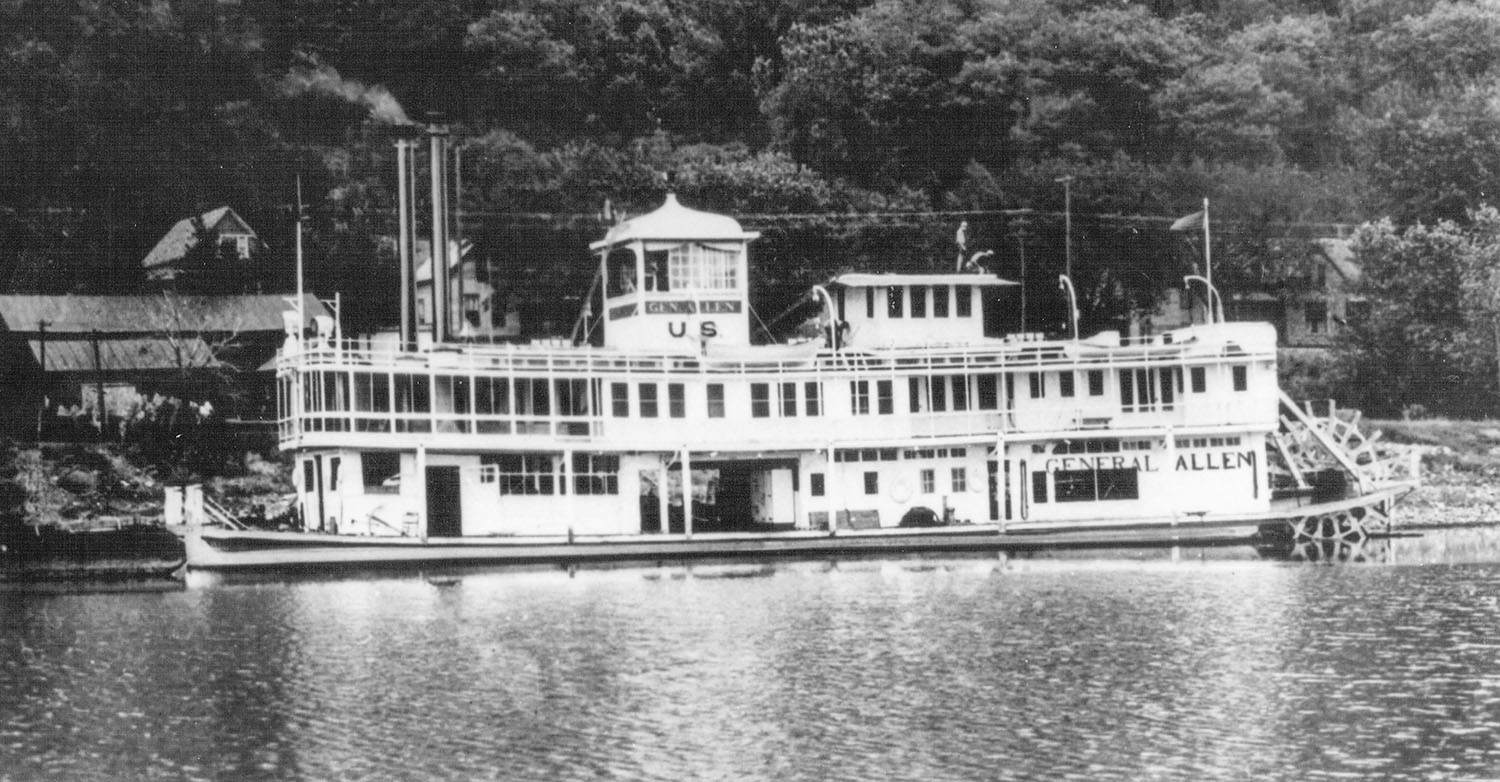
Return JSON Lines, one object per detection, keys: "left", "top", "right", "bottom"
{"left": 425, "top": 466, "right": 463, "bottom": 537}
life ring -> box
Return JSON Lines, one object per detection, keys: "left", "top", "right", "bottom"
{"left": 889, "top": 479, "right": 913, "bottom": 503}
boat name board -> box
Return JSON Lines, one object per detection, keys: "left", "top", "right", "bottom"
{"left": 1043, "top": 450, "right": 1256, "bottom": 474}
{"left": 609, "top": 300, "right": 744, "bottom": 318}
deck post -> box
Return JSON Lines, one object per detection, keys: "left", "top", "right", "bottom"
{"left": 658, "top": 458, "right": 670, "bottom": 534}
{"left": 563, "top": 449, "right": 575, "bottom": 540}
{"left": 682, "top": 446, "right": 693, "bottom": 539}
{"left": 415, "top": 444, "right": 428, "bottom": 541}
{"left": 1165, "top": 426, "right": 1177, "bottom": 525}
{"left": 827, "top": 443, "right": 838, "bottom": 536}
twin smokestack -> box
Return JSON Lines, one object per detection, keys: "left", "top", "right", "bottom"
{"left": 395, "top": 125, "right": 459, "bottom": 347}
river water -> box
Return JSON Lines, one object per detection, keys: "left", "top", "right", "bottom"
{"left": 5, "top": 526, "right": 1500, "bottom": 781}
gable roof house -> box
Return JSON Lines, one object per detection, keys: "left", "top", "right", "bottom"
{"left": 141, "top": 207, "right": 263, "bottom": 282}
{"left": 0, "top": 293, "right": 327, "bottom": 437}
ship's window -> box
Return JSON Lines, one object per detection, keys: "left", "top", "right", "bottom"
{"left": 1029, "top": 372, "right": 1044, "bottom": 399}
{"left": 302, "top": 460, "right": 314, "bottom": 493}
{"left": 1232, "top": 365, "right": 1248, "bottom": 391}
{"left": 1119, "top": 369, "right": 1159, "bottom": 412}
{"left": 707, "top": 384, "right": 725, "bottom": 418}
{"left": 361, "top": 452, "right": 400, "bottom": 494}
{"left": 1158, "top": 368, "right": 1175, "bottom": 409}
{"left": 557, "top": 379, "right": 591, "bottom": 416}
{"left": 920, "top": 469, "right": 935, "bottom": 493}
{"left": 931, "top": 378, "right": 947, "bottom": 412}
{"left": 851, "top": 380, "right": 871, "bottom": 415}
{"left": 977, "top": 375, "right": 998, "bottom": 410}
{"left": 323, "top": 371, "right": 349, "bottom": 412}
{"left": 810, "top": 473, "right": 825, "bottom": 496}
{"left": 1190, "top": 367, "right": 1206, "bottom": 393}
{"left": 1088, "top": 370, "right": 1104, "bottom": 396}
{"left": 435, "top": 375, "right": 470, "bottom": 414}
{"left": 751, "top": 383, "right": 771, "bottom": 418}
{"left": 887, "top": 286, "right": 904, "bottom": 318}
{"left": 1031, "top": 471, "right": 1049, "bottom": 503}
{"left": 877, "top": 380, "right": 894, "bottom": 415}
{"left": 1059, "top": 372, "right": 1076, "bottom": 398}
{"left": 489, "top": 454, "right": 556, "bottom": 495}
{"left": 611, "top": 382, "right": 629, "bottom": 417}
{"left": 353, "top": 373, "right": 391, "bottom": 412}
{"left": 780, "top": 382, "right": 797, "bottom": 417}
{"left": 951, "top": 376, "right": 968, "bottom": 411}
{"left": 668, "top": 383, "right": 686, "bottom": 418}
{"left": 573, "top": 454, "right": 620, "bottom": 495}
{"left": 909, "top": 377, "right": 923, "bottom": 413}
{"left": 864, "top": 471, "right": 879, "bottom": 494}
{"left": 515, "top": 378, "right": 551, "bottom": 416}
{"left": 951, "top": 467, "right": 967, "bottom": 493}
{"left": 1054, "top": 468, "right": 1139, "bottom": 502}
{"left": 645, "top": 249, "right": 669, "bottom": 291}
{"left": 804, "top": 382, "right": 822, "bottom": 416}
{"left": 956, "top": 286, "right": 973, "bottom": 317}
{"left": 477, "top": 377, "right": 510, "bottom": 415}
{"left": 910, "top": 285, "right": 928, "bottom": 317}
{"left": 639, "top": 383, "right": 659, "bottom": 418}
{"left": 866, "top": 289, "right": 875, "bottom": 319}
{"left": 607, "top": 248, "right": 637, "bottom": 297}
{"left": 328, "top": 457, "right": 340, "bottom": 490}
{"left": 668, "top": 243, "right": 737, "bottom": 291}
{"left": 933, "top": 286, "right": 950, "bottom": 317}
{"left": 394, "top": 373, "right": 430, "bottom": 413}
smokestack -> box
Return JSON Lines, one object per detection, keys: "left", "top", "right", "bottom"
{"left": 396, "top": 139, "right": 416, "bottom": 348}
{"left": 429, "top": 126, "right": 450, "bottom": 343}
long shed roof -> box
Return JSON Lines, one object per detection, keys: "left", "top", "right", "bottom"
{"left": 26, "top": 337, "right": 219, "bottom": 372}
{"left": 0, "top": 294, "right": 328, "bottom": 335}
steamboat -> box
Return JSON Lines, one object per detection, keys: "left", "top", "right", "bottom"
{"left": 184, "top": 137, "right": 1418, "bottom": 570}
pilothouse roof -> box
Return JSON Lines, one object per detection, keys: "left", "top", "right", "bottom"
{"left": 591, "top": 194, "right": 760, "bottom": 249}
{"left": 829, "top": 273, "right": 1016, "bottom": 288}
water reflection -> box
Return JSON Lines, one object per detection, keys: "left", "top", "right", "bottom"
{"left": 7, "top": 525, "right": 1500, "bottom": 780}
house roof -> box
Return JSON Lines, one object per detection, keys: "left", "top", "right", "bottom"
{"left": 0, "top": 293, "right": 329, "bottom": 335}
{"left": 26, "top": 336, "right": 219, "bottom": 372}
{"left": 590, "top": 194, "right": 759, "bottom": 249}
{"left": 1315, "top": 238, "right": 1361, "bottom": 283}
{"left": 414, "top": 238, "right": 474, "bottom": 283}
{"left": 829, "top": 273, "right": 1016, "bottom": 288}
{"left": 142, "top": 206, "right": 258, "bottom": 270}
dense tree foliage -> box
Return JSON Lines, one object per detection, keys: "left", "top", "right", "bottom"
{"left": 8, "top": 0, "right": 1500, "bottom": 410}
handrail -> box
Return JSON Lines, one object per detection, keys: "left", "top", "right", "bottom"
{"left": 202, "top": 495, "right": 249, "bottom": 530}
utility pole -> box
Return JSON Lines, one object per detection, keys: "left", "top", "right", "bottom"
{"left": 1055, "top": 175, "right": 1075, "bottom": 279}
{"left": 90, "top": 329, "right": 105, "bottom": 439}
{"left": 35, "top": 319, "right": 48, "bottom": 441}
{"left": 1014, "top": 225, "right": 1029, "bottom": 334}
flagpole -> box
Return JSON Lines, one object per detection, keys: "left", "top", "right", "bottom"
{"left": 296, "top": 175, "right": 305, "bottom": 336}
{"left": 1202, "top": 196, "right": 1211, "bottom": 293}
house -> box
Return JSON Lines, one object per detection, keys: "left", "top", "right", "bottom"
{"left": 141, "top": 207, "right": 263, "bottom": 282}
{"left": 412, "top": 239, "right": 521, "bottom": 340}
{"left": 1136, "top": 237, "right": 1364, "bottom": 349}
{"left": 0, "top": 293, "right": 328, "bottom": 436}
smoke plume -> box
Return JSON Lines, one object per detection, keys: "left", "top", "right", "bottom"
{"left": 280, "top": 60, "right": 411, "bottom": 125}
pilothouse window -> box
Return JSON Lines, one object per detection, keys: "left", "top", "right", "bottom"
{"left": 667, "top": 243, "right": 738, "bottom": 290}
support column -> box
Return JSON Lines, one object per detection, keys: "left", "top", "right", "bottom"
{"left": 827, "top": 443, "right": 839, "bottom": 536}
{"left": 563, "top": 449, "right": 575, "bottom": 540}
{"left": 415, "top": 444, "right": 428, "bottom": 541}
{"left": 682, "top": 446, "right": 692, "bottom": 539}
{"left": 1164, "top": 427, "right": 1177, "bottom": 525}
{"left": 658, "top": 458, "right": 671, "bottom": 535}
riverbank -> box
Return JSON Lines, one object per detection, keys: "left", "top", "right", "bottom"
{"left": 1367, "top": 418, "right": 1500, "bottom": 526}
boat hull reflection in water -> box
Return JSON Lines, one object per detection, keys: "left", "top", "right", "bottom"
{"left": 6, "top": 528, "right": 1500, "bottom": 781}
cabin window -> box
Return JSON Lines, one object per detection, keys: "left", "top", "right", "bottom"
{"left": 361, "top": 452, "right": 400, "bottom": 494}
{"left": 573, "top": 454, "right": 620, "bottom": 495}
{"left": 1232, "top": 365, "right": 1248, "bottom": 391}
{"left": 810, "top": 473, "right": 825, "bottom": 496}
{"left": 931, "top": 378, "right": 947, "bottom": 412}
{"left": 1119, "top": 369, "right": 1159, "bottom": 412}
{"left": 864, "top": 471, "right": 879, "bottom": 494}
{"left": 328, "top": 457, "right": 340, "bottom": 491}
{"left": 353, "top": 373, "right": 391, "bottom": 413}
{"left": 933, "top": 286, "right": 950, "bottom": 317}
{"left": 302, "top": 460, "right": 314, "bottom": 493}
{"left": 668, "top": 383, "right": 686, "bottom": 418}
{"left": 1158, "top": 369, "right": 1176, "bottom": 410}
{"left": 611, "top": 383, "right": 629, "bottom": 417}
{"left": 322, "top": 372, "right": 349, "bottom": 412}
{"left": 804, "top": 382, "right": 822, "bottom": 416}
{"left": 607, "top": 248, "right": 637, "bottom": 296}
{"left": 477, "top": 377, "right": 510, "bottom": 416}
{"left": 887, "top": 286, "right": 904, "bottom": 318}
{"left": 865, "top": 289, "right": 875, "bottom": 319}
{"left": 977, "top": 375, "right": 998, "bottom": 410}
{"left": 644, "top": 249, "right": 669, "bottom": 291}
{"left": 920, "top": 469, "right": 935, "bottom": 493}
{"left": 394, "top": 373, "right": 431, "bottom": 433}
{"left": 668, "top": 243, "right": 737, "bottom": 291}
{"left": 951, "top": 467, "right": 967, "bottom": 493}
{"left": 554, "top": 379, "right": 591, "bottom": 416}
{"left": 780, "top": 382, "right": 798, "bottom": 417}
{"left": 877, "top": 380, "right": 894, "bottom": 415}
{"left": 1029, "top": 372, "right": 1044, "bottom": 399}
{"left": 910, "top": 285, "right": 928, "bottom": 317}
{"left": 707, "top": 384, "right": 725, "bottom": 418}
{"left": 1059, "top": 372, "right": 1076, "bottom": 398}
{"left": 435, "top": 375, "right": 470, "bottom": 414}
{"left": 515, "top": 378, "right": 551, "bottom": 416}
{"left": 956, "top": 286, "right": 972, "bottom": 317}
{"left": 951, "top": 376, "right": 968, "bottom": 411}
{"left": 751, "top": 383, "right": 771, "bottom": 418}
{"left": 909, "top": 377, "right": 923, "bottom": 413}
{"left": 1054, "top": 468, "right": 1139, "bottom": 503}
{"left": 639, "top": 383, "right": 659, "bottom": 418}
{"left": 1190, "top": 367, "right": 1206, "bottom": 393}
{"left": 851, "top": 380, "right": 871, "bottom": 415}
{"left": 489, "top": 454, "right": 556, "bottom": 495}
{"left": 1088, "top": 370, "right": 1104, "bottom": 396}
{"left": 1031, "top": 471, "right": 1049, "bottom": 503}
